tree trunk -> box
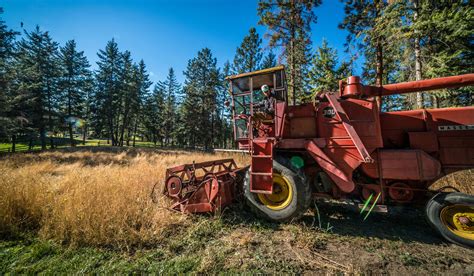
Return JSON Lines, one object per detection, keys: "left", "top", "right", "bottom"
{"left": 375, "top": 42, "right": 383, "bottom": 110}
{"left": 40, "top": 126, "right": 47, "bottom": 150}
{"left": 82, "top": 124, "right": 87, "bottom": 145}
{"left": 47, "top": 83, "right": 54, "bottom": 149}
{"left": 69, "top": 123, "right": 75, "bottom": 147}
{"left": 432, "top": 95, "right": 439, "bottom": 108}
{"left": 165, "top": 125, "right": 169, "bottom": 147}
{"left": 29, "top": 137, "right": 34, "bottom": 150}
{"left": 11, "top": 134, "right": 16, "bottom": 153}
{"left": 290, "top": 0, "right": 296, "bottom": 105}
{"left": 414, "top": 0, "right": 423, "bottom": 109}
{"left": 126, "top": 126, "right": 131, "bottom": 146}
{"left": 67, "top": 86, "right": 75, "bottom": 147}
{"left": 110, "top": 121, "right": 117, "bottom": 146}
{"left": 132, "top": 119, "right": 138, "bottom": 147}
{"left": 49, "top": 115, "right": 54, "bottom": 149}
{"left": 211, "top": 112, "right": 214, "bottom": 149}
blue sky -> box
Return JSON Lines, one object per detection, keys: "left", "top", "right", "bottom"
{"left": 2, "top": 0, "right": 360, "bottom": 84}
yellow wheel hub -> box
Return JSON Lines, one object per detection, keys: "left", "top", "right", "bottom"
{"left": 257, "top": 173, "right": 293, "bottom": 210}
{"left": 440, "top": 205, "right": 474, "bottom": 240}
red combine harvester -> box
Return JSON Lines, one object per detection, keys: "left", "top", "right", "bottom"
{"left": 163, "top": 66, "right": 474, "bottom": 247}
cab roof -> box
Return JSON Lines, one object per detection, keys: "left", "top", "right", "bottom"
{"left": 225, "top": 65, "right": 285, "bottom": 80}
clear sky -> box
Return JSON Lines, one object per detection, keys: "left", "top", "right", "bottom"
{"left": 2, "top": 0, "right": 361, "bottom": 84}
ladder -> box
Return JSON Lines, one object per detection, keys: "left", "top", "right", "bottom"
{"left": 250, "top": 137, "right": 275, "bottom": 194}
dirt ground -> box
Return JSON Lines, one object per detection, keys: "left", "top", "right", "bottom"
{"left": 207, "top": 199, "right": 474, "bottom": 274}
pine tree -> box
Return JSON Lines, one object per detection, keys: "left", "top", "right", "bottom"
{"left": 15, "top": 26, "right": 61, "bottom": 150}
{"left": 181, "top": 48, "right": 220, "bottom": 149}
{"left": 381, "top": 1, "right": 473, "bottom": 109}
{"left": 307, "top": 39, "right": 351, "bottom": 99}
{"left": 258, "top": 0, "right": 321, "bottom": 105}
{"left": 232, "top": 27, "right": 263, "bottom": 74}
{"left": 59, "top": 39, "right": 92, "bottom": 146}
{"left": 339, "top": 0, "right": 389, "bottom": 108}
{"left": 132, "top": 60, "right": 152, "bottom": 146}
{"left": 261, "top": 51, "right": 277, "bottom": 69}
{"left": 162, "top": 68, "right": 180, "bottom": 146}
{"left": 119, "top": 51, "right": 135, "bottom": 146}
{"left": 0, "top": 7, "right": 19, "bottom": 144}
{"left": 95, "top": 39, "right": 123, "bottom": 146}
{"left": 143, "top": 83, "right": 165, "bottom": 145}
{"left": 81, "top": 78, "right": 94, "bottom": 144}
{"left": 217, "top": 61, "right": 232, "bottom": 148}
{"left": 412, "top": 1, "right": 472, "bottom": 108}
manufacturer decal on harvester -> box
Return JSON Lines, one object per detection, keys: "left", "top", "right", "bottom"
{"left": 322, "top": 106, "right": 336, "bottom": 118}
{"left": 438, "top": 125, "right": 474, "bottom": 131}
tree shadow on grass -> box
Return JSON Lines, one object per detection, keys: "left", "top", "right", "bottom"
{"left": 0, "top": 146, "right": 189, "bottom": 167}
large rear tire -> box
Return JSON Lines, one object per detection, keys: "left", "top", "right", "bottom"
{"left": 425, "top": 192, "right": 474, "bottom": 248}
{"left": 243, "top": 158, "right": 311, "bottom": 222}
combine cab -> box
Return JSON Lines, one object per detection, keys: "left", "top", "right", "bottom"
{"left": 163, "top": 65, "right": 474, "bottom": 248}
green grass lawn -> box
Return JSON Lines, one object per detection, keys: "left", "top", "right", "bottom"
{"left": 2, "top": 204, "right": 474, "bottom": 274}
{"left": 0, "top": 138, "right": 160, "bottom": 153}
{"left": 0, "top": 213, "right": 292, "bottom": 274}
{"left": 0, "top": 237, "right": 199, "bottom": 274}
{"left": 0, "top": 143, "right": 42, "bottom": 152}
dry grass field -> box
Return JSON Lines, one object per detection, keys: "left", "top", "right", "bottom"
{"left": 0, "top": 147, "right": 248, "bottom": 249}
{"left": 0, "top": 147, "right": 473, "bottom": 274}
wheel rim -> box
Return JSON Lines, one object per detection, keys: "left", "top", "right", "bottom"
{"left": 440, "top": 204, "right": 474, "bottom": 240}
{"left": 257, "top": 173, "right": 293, "bottom": 210}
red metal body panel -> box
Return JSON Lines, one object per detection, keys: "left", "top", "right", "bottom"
{"left": 283, "top": 104, "right": 318, "bottom": 138}
{"left": 274, "top": 102, "right": 286, "bottom": 138}
{"left": 408, "top": 132, "right": 439, "bottom": 153}
{"left": 429, "top": 107, "right": 474, "bottom": 169}
{"left": 379, "top": 106, "right": 474, "bottom": 173}
{"left": 360, "top": 150, "right": 441, "bottom": 181}
{"left": 311, "top": 97, "right": 382, "bottom": 193}
{"left": 306, "top": 140, "right": 355, "bottom": 193}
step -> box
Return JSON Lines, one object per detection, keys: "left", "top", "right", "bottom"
{"left": 250, "top": 172, "right": 273, "bottom": 176}
{"left": 249, "top": 189, "right": 273, "bottom": 194}
{"left": 251, "top": 155, "right": 272, "bottom": 158}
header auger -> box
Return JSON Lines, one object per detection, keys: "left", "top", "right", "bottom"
{"left": 161, "top": 65, "right": 474, "bottom": 248}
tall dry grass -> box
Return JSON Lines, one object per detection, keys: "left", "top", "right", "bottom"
{"left": 0, "top": 147, "right": 249, "bottom": 249}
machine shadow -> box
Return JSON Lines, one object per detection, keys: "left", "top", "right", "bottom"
{"left": 307, "top": 201, "right": 444, "bottom": 245}
{"left": 220, "top": 200, "right": 445, "bottom": 245}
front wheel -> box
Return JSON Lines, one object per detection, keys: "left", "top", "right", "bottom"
{"left": 425, "top": 192, "right": 474, "bottom": 248}
{"left": 243, "top": 158, "right": 311, "bottom": 222}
